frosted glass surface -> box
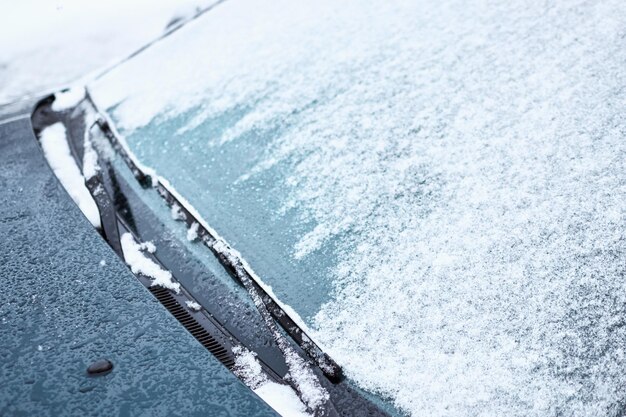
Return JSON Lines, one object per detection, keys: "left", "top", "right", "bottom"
{"left": 90, "top": 1, "right": 626, "bottom": 415}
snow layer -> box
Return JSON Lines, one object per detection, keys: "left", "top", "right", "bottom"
{"left": 120, "top": 233, "right": 180, "bottom": 293}
{"left": 51, "top": 86, "right": 85, "bottom": 111}
{"left": 185, "top": 300, "right": 201, "bottom": 311}
{"left": 232, "top": 346, "right": 269, "bottom": 390}
{"left": 232, "top": 346, "right": 311, "bottom": 417}
{"left": 39, "top": 122, "right": 101, "bottom": 228}
{"left": 0, "top": 0, "right": 216, "bottom": 104}
{"left": 91, "top": 1, "right": 626, "bottom": 416}
{"left": 255, "top": 383, "right": 311, "bottom": 417}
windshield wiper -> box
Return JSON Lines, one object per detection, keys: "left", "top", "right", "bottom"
{"left": 85, "top": 90, "right": 343, "bottom": 384}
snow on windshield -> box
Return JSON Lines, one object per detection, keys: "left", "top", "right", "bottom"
{"left": 90, "top": 0, "right": 626, "bottom": 415}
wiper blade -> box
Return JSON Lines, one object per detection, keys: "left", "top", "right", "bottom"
{"left": 87, "top": 92, "right": 343, "bottom": 384}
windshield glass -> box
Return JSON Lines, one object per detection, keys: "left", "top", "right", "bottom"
{"left": 89, "top": 1, "right": 626, "bottom": 415}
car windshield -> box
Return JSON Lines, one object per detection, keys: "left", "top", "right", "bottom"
{"left": 89, "top": 1, "right": 626, "bottom": 416}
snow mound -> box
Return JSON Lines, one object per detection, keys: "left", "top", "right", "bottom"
{"left": 120, "top": 233, "right": 180, "bottom": 293}
{"left": 39, "top": 122, "right": 101, "bottom": 228}
{"left": 51, "top": 86, "right": 85, "bottom": 111}
{"left": 232, "top": 346, "right": 311, "bottom": 417}
{"left": 185, "top": 300, "right": 201, "bottom": 311}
